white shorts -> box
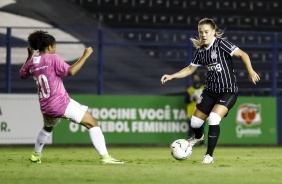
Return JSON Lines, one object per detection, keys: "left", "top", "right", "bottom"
{"left": 64, "top": 99, "right": 88, "bottom": 123}
{"left": 43, "top": 99, "right": 88, "bottom": 127}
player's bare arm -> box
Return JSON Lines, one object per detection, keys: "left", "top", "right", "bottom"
{"left": 161, "top": 65, "right": 198, "bottom": 84}
{"left": 22, "top": 47, "right": 34, "bottom": 66}
{"left": 233, "top": 49, "right": 260, "bottom": 84}
{"left": 20, "top": 47, "right": 34, "bottom": 79}
{"left": 68, "top": 47, "right": 93, "bottom": 76}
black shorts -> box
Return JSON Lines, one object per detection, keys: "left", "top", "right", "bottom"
{"left": 196, "top": 90, "right": 238, "bottom": 116}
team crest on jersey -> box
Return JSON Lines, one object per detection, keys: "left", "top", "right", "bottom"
{"left": 211, "top": 50, "right": 217, "bottom": 60}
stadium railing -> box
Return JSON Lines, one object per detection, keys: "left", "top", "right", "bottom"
{"left": 1, "top": 27, "right": 281, "bottom": 96}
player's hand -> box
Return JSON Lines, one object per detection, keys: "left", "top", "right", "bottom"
{"left": 249, "top": 70, "right": 260, "bottom": 84}
{"left": 161, "top": 74, "right": 172, "bottom": 84}
{"left": 83, "top": 47, "right": 93, "bottom": 58}
{"left": 27, "top": 47, "right": 34, "bottom": 56}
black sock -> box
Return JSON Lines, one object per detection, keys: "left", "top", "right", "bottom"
{"left": 191, "top": 124, "right": 204, "bottom": 139}
{"left": 206, "top": 125, "right": 220, "bottom": 156}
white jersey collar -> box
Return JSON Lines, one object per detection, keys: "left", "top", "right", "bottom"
{"left": 204, "top": 37, "right": 216, "bottom": 50}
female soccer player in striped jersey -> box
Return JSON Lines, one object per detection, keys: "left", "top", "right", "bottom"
{"left": 20, "top": 30, "right": 123, "bottom": 164}
{"left": 161, "top": 18, "right": 260, "bottom": 164}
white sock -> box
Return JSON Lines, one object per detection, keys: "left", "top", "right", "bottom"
{"left": 34, "top": 128, "right": 51, "bottom": 153}
{"left": 89, "top": 127, "right": 108, "bottom": 156}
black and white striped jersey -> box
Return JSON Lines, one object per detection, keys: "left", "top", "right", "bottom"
{"left": 191, "top": 38, "right": 239, "bottom": 93}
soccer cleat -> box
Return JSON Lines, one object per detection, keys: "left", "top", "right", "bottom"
{"left": 187, "top": 134, "right": 204, "bottom": 147}
{"left": 100, "top": 154, "right": 124, "bottom": 164}
{"left": 202, "top": 154, "right": 214, "bottom": 164}
{"left": 29, "top": 152, "right": 42, "bottom": 163}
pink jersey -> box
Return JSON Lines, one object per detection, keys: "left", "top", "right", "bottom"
{"left": 19, "top": 53, "right": 71, "bottom": 117}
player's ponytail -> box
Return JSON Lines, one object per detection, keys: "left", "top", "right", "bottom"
{"left": 190, "top": 18, "right": 225, "bottom": 49}
{"left": 28, "top": 30, "right": 56, "bottom": 52}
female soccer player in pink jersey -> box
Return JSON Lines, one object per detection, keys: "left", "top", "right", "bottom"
{"left": 20, "top": 30, "right": 123, "bottom": 164}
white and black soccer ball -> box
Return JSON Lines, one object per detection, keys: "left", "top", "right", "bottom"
{"left": 170, "top": 139, "right": 192, "bottom": 160}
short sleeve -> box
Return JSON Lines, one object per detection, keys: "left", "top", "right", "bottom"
{"left": 53, "top": 54, "right": 71, "bottom": 77}
{"left": 219, "top": 39, "right": 239, "bottom": 56}
{"left": 191, "top": 49, "right": 201, "bottom": 66}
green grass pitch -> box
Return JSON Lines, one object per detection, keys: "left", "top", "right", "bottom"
{"left": 0, "top": 146, "right": 281, "bottom": 184}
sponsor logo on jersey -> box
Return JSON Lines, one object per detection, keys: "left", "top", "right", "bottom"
{"left": 206, "top": 62, "right": 222, "bottom": 72}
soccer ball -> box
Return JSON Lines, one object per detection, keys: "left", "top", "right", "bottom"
{"left": 170, "top": 139, "right": 192, "bottom": 160}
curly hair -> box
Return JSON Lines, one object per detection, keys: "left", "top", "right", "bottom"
{"left": 27, "top": 30, "right": 56, "bottom": 52}
{"left": 190, "top": 18, "right": 225, "bottom": 49}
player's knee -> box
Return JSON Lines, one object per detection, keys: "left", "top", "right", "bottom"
{"left": 80, "top": 121, "right": 95, "bottom": 129}
{"left": 208, "top": 112, "right": 221, "bottom": 125}
{"left": 80, "top": 115, "right": 99, "bottom": 129}
{"left": 190, "top": 116, "right": 205, "bottom": 128}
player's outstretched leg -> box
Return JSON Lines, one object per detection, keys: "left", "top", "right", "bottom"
{"left": 29, "top": 152, "right": 42, "bottom": 163}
